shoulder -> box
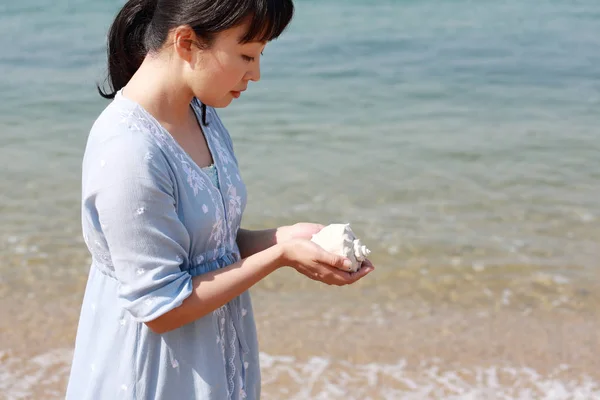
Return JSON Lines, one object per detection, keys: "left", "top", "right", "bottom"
{"left": 82, "top": 98, "right": 174, "bottom": 193}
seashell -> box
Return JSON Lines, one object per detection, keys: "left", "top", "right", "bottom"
{"left": 310, "top": 223, "right": 371, "bottom": 272}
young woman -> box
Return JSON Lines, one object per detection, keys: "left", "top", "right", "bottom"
{"left": 65, "top": 0, "right": 374, "bottom": 398}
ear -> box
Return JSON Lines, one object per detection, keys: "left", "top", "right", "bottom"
{"left": 173, "top": 26, "right": 197, "bottom": 62}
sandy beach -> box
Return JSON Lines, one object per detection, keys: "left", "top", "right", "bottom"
{"left": 2, "top": 264, "right": 599, "bottom": 399}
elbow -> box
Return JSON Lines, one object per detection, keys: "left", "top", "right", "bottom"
{"left": 145, "top": 320, "right": 167, "bottom": 334}
{"left": 144, "top": 317, "right": 174, "bottom": 335}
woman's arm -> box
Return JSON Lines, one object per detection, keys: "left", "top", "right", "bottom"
{"left": 236, "top": 223, "right": 325, "bottom": 259}
{"left": 235, "top": 228, "right": 278, "bottom": 259}
{"left": 146, "top": 243, "right": 284, "bottom": 334}
{"left": 146, "top": 238, "right": 364, "bottom": 334}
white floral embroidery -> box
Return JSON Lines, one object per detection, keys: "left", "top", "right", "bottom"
{"left": 209, "top": 218, "right": 226, "bottom": 249}
{"left": 118, "top": 107, "right": 231, "bottom": 255}
{"left": 180, "top": 157, "right": 208, "bottom": 196}
{"left": 228, "top": 306, "right": 237, "bottom": 398}
{"left": 212, "top": 303, "right": 244, "bottom": 400}
{"left": 121, "top": 104, "right": 243, "bottom": 258}
{"left": 202, "top": 204, "right": 209, "bottom": 214}
{"left": 96, "top": 248, "right": 112, "bottom": 265}
{"left": 136, "top": 207, "right": 145, "bottom": 215}
{"left": 92, "top": 238, "right": 112, "bottom": 265}
{"left": 152, "top": 128, "right": 176, "bottom": 154}
{"left": 204, "top": 112, "right": 245, "bottom": 250}
{"left": 214, "top": 306, "right": 230, "bottom": 398}
{"left": 136, "top": 267, "right": 145, "bottom": 275}
{"left": 228, "top": 186, "right": 242, "bottom": 216}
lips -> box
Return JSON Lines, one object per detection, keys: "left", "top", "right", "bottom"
{"left": 231, "top": 88, "right": 246, "bottom": 99}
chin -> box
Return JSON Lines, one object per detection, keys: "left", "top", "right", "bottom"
{"left": 202, "top": 97, "right": 233, "bottom": 109}
{"left": 192, "top": 92, "right": 232, "bottom": 109}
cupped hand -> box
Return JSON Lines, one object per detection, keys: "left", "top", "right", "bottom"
{"left": 280, "top": 239, "right": 375, "bottom": 286}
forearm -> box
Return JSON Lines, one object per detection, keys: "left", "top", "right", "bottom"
{"left": 236, "top": 227, "right": 279, "bottom": 259}
{"left": 146, "top": 243, "right": 284, "bottom": 334}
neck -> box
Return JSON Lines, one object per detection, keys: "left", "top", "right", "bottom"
{"left": 123, "top": 53, "right": 193, "bottom": 126}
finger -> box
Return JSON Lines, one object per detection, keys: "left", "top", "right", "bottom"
{"left": 309, "top": 269, "right": 344, "bottom": 286}
{"left": 349, "top": 264, "right": 374, "bottom": 282}
{"left": 304, "top": 271, "right": 323, "bottom": 282}
{"left": 360, "top": 259, "right": 375, "bottom": 270}
{"left": 320, "top": 265, "right": 354, "bottom": 285}
{"left": 317, "top": 251, "right": 353, "bottom": 271}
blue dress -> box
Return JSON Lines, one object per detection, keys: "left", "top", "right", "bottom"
{"left": 66, "top": 91, "right": 259, "bottom": 399}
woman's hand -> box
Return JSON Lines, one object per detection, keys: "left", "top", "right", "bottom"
{"left": 275, "top": 223, "right": 325, "bottom": 243}
{"left": 280, "top": 239, "right": 374, "bottom": 286}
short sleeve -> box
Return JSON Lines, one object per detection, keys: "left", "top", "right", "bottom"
{"left": 86, "top": 131, "right": 192, "bottom": 323}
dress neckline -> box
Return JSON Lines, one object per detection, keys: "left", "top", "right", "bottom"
{"left": 115, "top": 89, "right": 220, "bottom": 188}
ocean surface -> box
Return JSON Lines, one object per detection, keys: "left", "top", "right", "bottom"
{"left": 1, "top": 0, "right": 599, "bottom": 398}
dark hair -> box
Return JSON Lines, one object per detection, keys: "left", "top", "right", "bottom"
{"left": 98, "top": 0, "right": 294, "bottom": 123}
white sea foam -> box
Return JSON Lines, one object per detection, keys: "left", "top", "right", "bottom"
{"left": 1, "top": 348, "right": 599, "bottom": 399}
{"left": 0, "top": 349, "right": 73, "bottom": 400}
{"left": 259, "top": 353, "right": 600, "bottom": 400}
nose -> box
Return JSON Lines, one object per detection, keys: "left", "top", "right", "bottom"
{"left": 246, "top": 59, "right": 261, "bottom": 83}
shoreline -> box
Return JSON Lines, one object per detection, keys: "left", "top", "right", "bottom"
{"left": 1, "top": 278, "right": 598, "bottom": 399}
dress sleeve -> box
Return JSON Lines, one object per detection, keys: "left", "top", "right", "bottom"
{"left": 87, "top": 132, "right": 193, "bottom": 323}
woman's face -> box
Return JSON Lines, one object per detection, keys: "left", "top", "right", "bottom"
{"left": 183, "top": 22, "right": 266, "bottom": 108}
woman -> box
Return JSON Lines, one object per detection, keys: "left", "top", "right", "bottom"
{"left": 66, "top": 0, "right": 374, "bottom": 398}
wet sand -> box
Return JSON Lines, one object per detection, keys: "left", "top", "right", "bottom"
{"left": 1, "top": 267, "right": 599, "bottom": 399}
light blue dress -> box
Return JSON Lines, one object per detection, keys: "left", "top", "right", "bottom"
{"left": 66, "top": 91, "right": 259, "bottom": 399}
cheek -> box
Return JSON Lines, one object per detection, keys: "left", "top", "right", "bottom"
{"left": 189, "top": 55, "right": 247, "bottom": 106}
{"left": 219, "top": 61, "right": 247, "bottom": 88}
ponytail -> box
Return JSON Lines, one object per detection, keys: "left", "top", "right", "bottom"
{"left": 97, "top": 0, "right": 158, "bottom": 99}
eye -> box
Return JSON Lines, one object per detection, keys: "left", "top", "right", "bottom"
{"left": 242, "top": 51, "right": 263, "bottom": 62}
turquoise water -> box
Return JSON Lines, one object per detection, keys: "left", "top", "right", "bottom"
{"left": 1, "top": 0, "right": 599, "bottom": 398}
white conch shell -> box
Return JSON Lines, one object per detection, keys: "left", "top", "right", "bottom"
{"left": 310, "top": 223, "right": 371, "bottom": 272}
